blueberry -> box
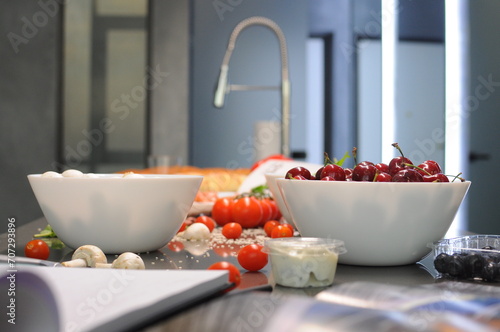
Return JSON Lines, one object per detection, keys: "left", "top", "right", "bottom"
{"left": 464, "top": 253, "right": 486, "bottom": 278}
{"left": 482, "top": 261, "right": 500, "bottom": 282}
{"left": 434, "top": 253, "right": 449, "bottom": 273}
{"left": 486, "top": 252, "right": 500, "bottom": 263}
{"left": 447, "top": 253, "right": 466, "bottom": 277}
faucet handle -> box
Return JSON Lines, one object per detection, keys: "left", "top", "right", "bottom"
{"left": 214, "top": 65, "right": 229, "bottom": 108}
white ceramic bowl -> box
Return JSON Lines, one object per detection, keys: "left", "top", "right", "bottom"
{"left": 264, "top": 174, "right": 294, "bottom": 226}
{"left": 276, "top": 179, "right": 471, "bottom": 266}
{"left": 28, "top": 174, "right": 203, "bottom": 253}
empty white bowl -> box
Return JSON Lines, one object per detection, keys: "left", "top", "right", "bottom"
{"left": 276, "top": 179, "right": 471, "bottom": 266}
{"left": 28, "top": 173, "right": 203, "bottom": 253}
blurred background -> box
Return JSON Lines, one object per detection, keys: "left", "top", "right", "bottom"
{"left": 1, "top": 0, "right": 499, "bottom": 234}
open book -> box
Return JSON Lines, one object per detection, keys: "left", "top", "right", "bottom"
{"left": 0, "top": 265, "right": 230, "bottom": 332}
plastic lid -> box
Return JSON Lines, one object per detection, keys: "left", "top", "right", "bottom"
{"left": 428, "top": 235, "right": 500, "bottom": 254}
{"left": 263, "top": 237, "right": 347, "bottom": 255}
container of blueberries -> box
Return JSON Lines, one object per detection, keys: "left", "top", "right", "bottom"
{"left": 428, "top": 235, "right": 500, "bottom": 282}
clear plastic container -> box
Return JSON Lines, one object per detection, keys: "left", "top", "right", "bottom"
{"left": 428, "top": 235, "right": 500, "bottom": 282}
{"left": 263, "top": 237, "right": 346, "bottom": 288}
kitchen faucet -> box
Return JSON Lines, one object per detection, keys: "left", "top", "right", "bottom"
{"left": 214, "top": 16, "right": 291, "bottom": 157}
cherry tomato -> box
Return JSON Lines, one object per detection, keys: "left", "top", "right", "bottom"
{"left": 25, "top": 239, "right": 50, "bottom": 260}
{"left": 177, "top": 218, "right": 194, "bottom": 233}
{"left": 282, "top": 223, "right": 295, "bottom": 235}
{"left": 208, "top": 261, "right": 241, "bottom": 290}
{"left": 211, "top": 197, "right": 234, "bottom": 226}
{"left": 195, "top": 215, "right": 216, "bottom": 232}
{"left": 264, "top": 220, "right": 280, "bottom": 237}
{"left": 267, "top": 199, "right": 282, "bottom": 221}
{"left": 231, "top": 196, "right": 263, "bottom": 228}
{"left": 167, "top": 240, "right": 184, "bottom": 252}
{"left": 271, "top": 225, "right": 293, "bottom": 238}
{"left": 258, "top": 198, "right": 273, "bottom": 226}
{"left": 237, "top": 244, "right": 268, "bottom": 272}
{"left": 222, "top": 222, "right": 243, "bottom": 239}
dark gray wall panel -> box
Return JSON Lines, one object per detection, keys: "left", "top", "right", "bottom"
{"left": 0, "top": 1, "right": 60, "bottom": 226}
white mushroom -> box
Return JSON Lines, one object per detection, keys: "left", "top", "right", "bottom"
{"left": 61, "top": 245, "right": 107, "bottom": 267}
{"left": 121, "top": 172, "right": 144, "bottom": 178}
{"left": 62, "top": 169, "right": 84, "bottom": 178}
{"left": 95, "top": 252, "right": 145, "bottom": 270}
{"left": 180, "top": 223, "right": 211, "bottom": 241}
{"left": 182, "top": 241, "right": 210, "bottom": 256}
{"left": 83, "top": 173, "right": 99, "bottom": 178}
{"left": 41, "top": 171, "right": 62, "bottom": 178}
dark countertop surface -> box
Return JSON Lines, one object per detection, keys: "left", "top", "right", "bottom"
{"left": 1, "top": 217, "right": 496, "bottom": 332}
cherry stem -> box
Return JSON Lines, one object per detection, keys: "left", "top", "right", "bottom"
{"left": 450, "top": 172, "right": 465, "bottom": 182}
{"left": 323, "top": 152, "right": 334, "bottom": 166}
{"left": 404, "top": 163, "right": 430, "bottom": 176}
{"left": 352, "top": 147, "right": 358, "bottom": 166}
{"left": 391, "top": 143, "right": 405, "bottom": 159}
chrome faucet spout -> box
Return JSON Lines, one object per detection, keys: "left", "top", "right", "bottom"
{"left": 214, "top": 16, "right": 291, "bottom": 157}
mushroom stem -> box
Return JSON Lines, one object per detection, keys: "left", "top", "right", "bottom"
{"left": 61, "top": 258, "right": 88, "bottom": 267}
{"left": 61, "top": 245, "right": 107, "bottom": 268}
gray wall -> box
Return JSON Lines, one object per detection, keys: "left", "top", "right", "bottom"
{"left": 0, "top": 1, "right": 61, "bottom": 227}
{"left": 149, "top": 0, "right": 189, "bottom": 163}
{"left": 190, "top": 0, "right": 308, "bottom": 168}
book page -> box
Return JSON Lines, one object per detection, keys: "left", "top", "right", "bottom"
{"left": 0, "top": 265, "right": 229, "bottom": 332}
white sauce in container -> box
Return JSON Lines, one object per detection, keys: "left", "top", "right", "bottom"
{"left": 264, "top": 237, "right": 346, "bottom": 288}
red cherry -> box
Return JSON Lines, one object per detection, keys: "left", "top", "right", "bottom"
{"left": 417, "top": 160, "right": 442, "bottom": 176}
{"left": 389, "top": 143, "right": 413, "bottom": 176}
{"left": 375, "top": 163, "right": 389, "bottom": 174}
{"left": 374, "top": 172, "right": 392, "bottom": 182}
{"left": 286, "top": 167, "right": 311, "bottom": 180}
{"left": 315, "top": 167, "right": 324, "bottom": 180}
{"left": 320, "top": 164, "right": 346, "bottom": 181}
{"left": 344, "top": 168, "right": 353, "bottom": 181}
{"left": 388, "top": 156, "right": 413, "bottom": 176}
{"left": 320, "top": 176, "right": 335, "bottom": 181}
{"left": 292, "top": 175, "right": 308, "bottom": 180}
{"left": 392, "top": 169, "right": 423, "bottom": 182}
{"left": 423, "top": 173, "right": 449, "bottom": 182}
{"left": 352, "top": 161, "right": 377, "bottom": 181}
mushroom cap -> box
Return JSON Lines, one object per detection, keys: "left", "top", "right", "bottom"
{"left": 111, "top": 252, "right": 145, "bottom": 269}
{"left": 181, "top": 223, "right": 211, "bottom": 241}
{"left": 72, "top": 245, "right": 107, "bottom": 267}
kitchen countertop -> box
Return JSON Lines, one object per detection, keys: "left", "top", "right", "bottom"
{"left": 0, "top": 217, "right": 437, "bottom": 287}
{"left": 1, "top": 218, "right": 496, "bottom": 331}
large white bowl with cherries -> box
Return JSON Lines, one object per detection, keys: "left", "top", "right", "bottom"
{"left": 28, "top": 170, "right": 203, "bottom": 254}
{"left": 276, "top": 152, "right": 471, "bottom": 266}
